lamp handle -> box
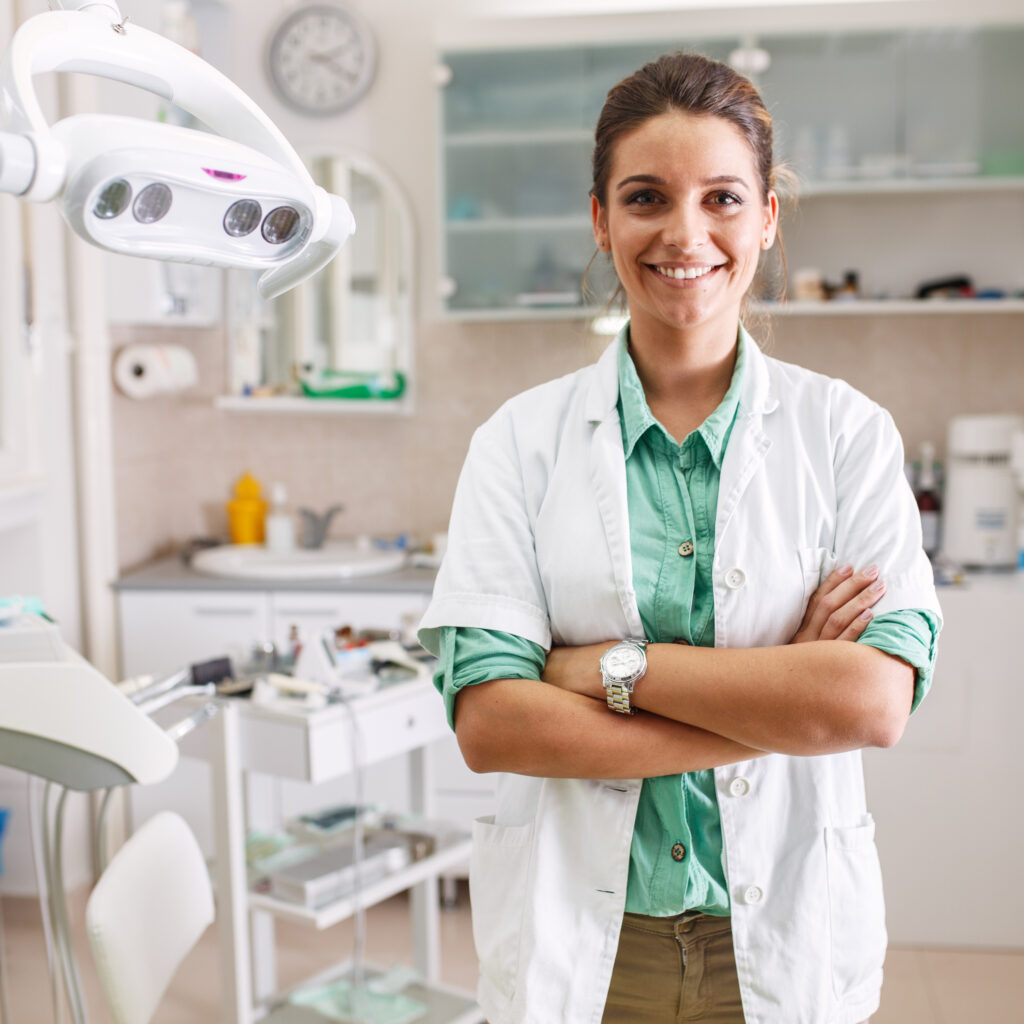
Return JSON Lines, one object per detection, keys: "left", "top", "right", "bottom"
{"left": 1, "top": 10, "right": 313, "bottom": 200}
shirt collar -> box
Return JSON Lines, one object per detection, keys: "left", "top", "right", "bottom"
{"left": 617, "top": 323, "right": 747, "bottom": 468}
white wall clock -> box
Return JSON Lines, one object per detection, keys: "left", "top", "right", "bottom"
{"left": 266, "top": 3, "right": 377, "bottom": 117}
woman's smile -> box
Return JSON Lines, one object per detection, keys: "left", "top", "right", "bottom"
{"left": 649, "top": 262, "right": 722, "bottom": 283}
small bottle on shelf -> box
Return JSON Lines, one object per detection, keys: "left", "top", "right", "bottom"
{"left": 265, "top": 483, "right": 296, "bottom": 554}
{"left": 915, "top": 442, "right": 941, "bottom": 559}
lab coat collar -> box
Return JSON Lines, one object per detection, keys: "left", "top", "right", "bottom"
{"left": 736, "top": 323, "right": 780, "bottom": 419}
{"left": 584, "top": 321, "right": 780, "bottom": 425}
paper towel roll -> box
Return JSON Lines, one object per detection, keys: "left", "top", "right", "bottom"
{"left": 113, "top": 344, "right": 198, "bottom": 399}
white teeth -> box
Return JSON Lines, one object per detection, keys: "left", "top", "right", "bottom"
{"left": 654, "top": 265, "right": 715, "bottom": 280}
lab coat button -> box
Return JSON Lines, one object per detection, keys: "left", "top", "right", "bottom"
{"left": 724, "top": 568, "right": 746, "bottom": 589}
{"left": 678, "top": 540, "right": 694, "bottom": 557}
{"left": 743, "top": 885, "right": 764, "bottom": 905}
{"left": 728, "top": 777, "right": 750, "bottom": 797}
{"left": 671, "top": 842, "right": 686, "bottom": 862}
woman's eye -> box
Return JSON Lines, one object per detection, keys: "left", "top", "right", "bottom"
{"left": 709, "top": 191, "right": 742, "bottom": 207}
{"left": 625, "top": 189, "right": 661, "bottom": 206}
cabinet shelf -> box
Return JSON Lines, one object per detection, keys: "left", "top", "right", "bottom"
{"left": 214, "top": 395, "right": 411, "bottom": 415}
{"left": 795, "top": 175, "right": 1024, "bottom": 199}
{"left": 446, "top": 127, "right": 592, "bottom": 148}
{"left": 249, "top": 832, "right": 473, "bottom": 930}
{"left": 447, "top": 215, "right": 591, "bottom": 233}
{"left": 757, "top": 299, "right": 1024, "bottom": 317}
{"left": 263, "top": 961, "right": 483, "bottom": 1024}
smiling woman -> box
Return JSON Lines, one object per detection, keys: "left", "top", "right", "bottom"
{"left": 419, "top": 50, "right": 941, "bottom": 1024}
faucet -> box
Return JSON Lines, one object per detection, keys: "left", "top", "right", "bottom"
{"left": 298, "top": 504, "right": 344, "bottom": 549}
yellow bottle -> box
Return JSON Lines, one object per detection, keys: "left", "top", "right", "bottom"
{"left": 226, "top": 471, "right": 266, "bottom": 545}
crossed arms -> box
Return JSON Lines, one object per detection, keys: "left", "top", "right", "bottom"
{"left": 454, "top": 565, "right": 916, "bottom": 779}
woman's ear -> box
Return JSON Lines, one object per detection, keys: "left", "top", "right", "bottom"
{"left": 591, "top": 193, "right": 610, "bottom": 252}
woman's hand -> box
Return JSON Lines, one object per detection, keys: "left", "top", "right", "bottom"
{"left": 791, "top": 563, "right": 886, "bottom": 644}
{"left": 542, "top": 641, "right": 616, "bottom": 700}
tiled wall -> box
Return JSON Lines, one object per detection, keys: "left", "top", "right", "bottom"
{"left": 111, "top": 312, "right": 1023, "bottom": 572}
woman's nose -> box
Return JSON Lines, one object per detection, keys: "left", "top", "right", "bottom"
{"left": 662, "top": 204, "right": 707, "bottom": 251}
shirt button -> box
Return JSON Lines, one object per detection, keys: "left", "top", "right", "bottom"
{"left": 678, "top": 540, "right": 694, "bottom": 557}
{"left": 743, "top": 885, "right": 764, "bottom": 905}
{"left": 671, "top": 842, "right": 686, "bottom": 862}
{"left": 728, "top": 777, "right": 751, "bottom": 797}
{"left": 724, "top": 567, "right": 746, "bottom": 589}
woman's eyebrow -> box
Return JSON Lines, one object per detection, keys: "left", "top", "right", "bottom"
{"left": 615, "top": 173, "right": 751, "bottom": 189}
{"left": 616, "top": 174, "right": 666, "bottom": 189}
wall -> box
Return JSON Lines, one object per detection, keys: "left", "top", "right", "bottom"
{"left": 110, "top": 0, "right": 1024, "bottom": 572}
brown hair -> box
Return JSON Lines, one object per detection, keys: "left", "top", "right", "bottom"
{"left": 592, "top": 51, "right": 777, "bottom": 205}
{"left": 586, "top": 51, "right": 790, "bottom": 315}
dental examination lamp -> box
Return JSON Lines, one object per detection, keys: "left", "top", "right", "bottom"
{"left": 0, "top": 0, "right": 355, "bottom": 299}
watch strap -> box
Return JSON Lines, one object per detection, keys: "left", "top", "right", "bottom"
{"left": 605, "top": 681, "right": 637, "bottom": 715}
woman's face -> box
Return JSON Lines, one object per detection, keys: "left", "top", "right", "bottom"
{"left": 591, "top": 110, "right": 778, "bottom": 344}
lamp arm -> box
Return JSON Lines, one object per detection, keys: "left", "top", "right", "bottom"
{"left": 1, "top": 9, "right": 313, "bottom": 200}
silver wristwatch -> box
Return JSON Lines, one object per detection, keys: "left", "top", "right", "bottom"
{"left": 600, "top": 639, "right": 648, "bottom": 715}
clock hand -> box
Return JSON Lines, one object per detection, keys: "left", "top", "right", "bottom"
{"left": 308, "top": 49, "right": 358, "bottom": 76}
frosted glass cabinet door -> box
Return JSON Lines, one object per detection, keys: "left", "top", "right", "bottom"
{"left": 760, "top": 33, "right": 905, "bottom": 182}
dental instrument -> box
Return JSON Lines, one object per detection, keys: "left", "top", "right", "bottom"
{"left": 0, "top": 1, "right": 355, "bottom": 298}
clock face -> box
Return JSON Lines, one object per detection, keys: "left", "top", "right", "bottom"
{"left": 603, "top": 644, "right": 644, "bottom": 683}
{"left": 266, "top": 4, "right": 376, "bottom": 116}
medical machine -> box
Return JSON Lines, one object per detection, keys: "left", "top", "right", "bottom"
{"left": 942, "top": 414, "right": 1024, "bottom": 569}
{"left": 0, "top": 0, "right": 354, "bottom": 298}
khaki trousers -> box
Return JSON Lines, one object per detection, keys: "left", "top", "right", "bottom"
{"left": 602, "top": 912, "right": 745, "bottom": 1023}
{"left": 601, "top": 911, "right": 872, "bottom": 1024}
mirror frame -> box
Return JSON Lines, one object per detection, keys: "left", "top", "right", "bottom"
{"left": 223, "top": 148, "right": 416, "bottom": 413}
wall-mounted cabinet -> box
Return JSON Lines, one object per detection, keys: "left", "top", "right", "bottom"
{"left": 437, "top": 28, "right": 1024, "bottom": 320}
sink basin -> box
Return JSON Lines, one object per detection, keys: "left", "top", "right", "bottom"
{"left": 190, "top": 541, "right": 407, "bottom": 581}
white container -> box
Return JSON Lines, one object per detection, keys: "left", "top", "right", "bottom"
{"left": 265, "top": 483, "right": 296, "bottom": 554}
{"left": 942, "top": 414, "right": 1024, "bottom": 568}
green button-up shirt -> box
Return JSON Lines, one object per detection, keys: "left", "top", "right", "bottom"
{"left": 434, "top": 328, "right": 939, "bottom": 917}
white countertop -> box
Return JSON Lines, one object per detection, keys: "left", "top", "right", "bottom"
{"left": 114, "top": 555, "right": 438, "bottom": 594}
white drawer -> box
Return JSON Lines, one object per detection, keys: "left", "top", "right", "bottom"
{"left": 238, "top": 680, "right": 448, "bottom": 783}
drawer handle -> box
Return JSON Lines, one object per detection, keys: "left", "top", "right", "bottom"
{"left": 193, "top": 608, "right": 257, "bottom": 617}
{"left": 407, "top": 716, "right": 416, "bottom": 728}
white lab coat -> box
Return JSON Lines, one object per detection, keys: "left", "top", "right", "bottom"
{"left": 420, "top": 331, "right": 941, "bottom": 1024}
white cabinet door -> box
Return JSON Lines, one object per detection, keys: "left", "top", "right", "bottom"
{"left": 863, "top": 580, "right": 1024, "bottom": 948}
{"left": 119, "top": 588, "right": 272, "bottom": 679}
{"left": 269, "top": 590, "right": 431, "bottom": 649}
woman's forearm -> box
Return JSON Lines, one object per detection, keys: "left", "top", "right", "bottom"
{"left": 638, "top": 641, "right": 915, "bottom": 754}
{"left": 546, "top": 640, "right": 914, "bottom": 756}
{"left": 454, "top": 676, "right": 765, "bottom": 779}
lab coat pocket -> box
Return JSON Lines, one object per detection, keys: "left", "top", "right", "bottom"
{"left": 798, "top": 546, "right": 838, "bottom": 598}
{"left": 825, "top": 816, "right": 887, "bottom": 998}
{"left": 469, "top": 816, "right": 534, "bottom": 1001}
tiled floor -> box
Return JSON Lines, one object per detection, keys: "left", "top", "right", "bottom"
{"left": 3, "top": 886, "right": 1023, "bottom": 1022}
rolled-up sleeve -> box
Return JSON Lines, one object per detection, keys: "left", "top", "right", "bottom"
{"left": 432, "top": 625, "right": 547, "bottom": 731}
{"left": 858, "top": 608, "right": 940, "bottom": 713}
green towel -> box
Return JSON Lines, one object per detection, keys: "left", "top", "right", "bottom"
{"left": 289, "top": 980, "right": 427, "bottom": 1024}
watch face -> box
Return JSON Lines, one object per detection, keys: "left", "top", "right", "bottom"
{"left": 602, "top": 643, "right": 644, "bottom": 684}
{"left": 267, "top": 4, "right": 376, "bottom": 116}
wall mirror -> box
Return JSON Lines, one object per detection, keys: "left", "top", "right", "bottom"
{"left": 223, "top": 150, "right": 415, "bottom": 412}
